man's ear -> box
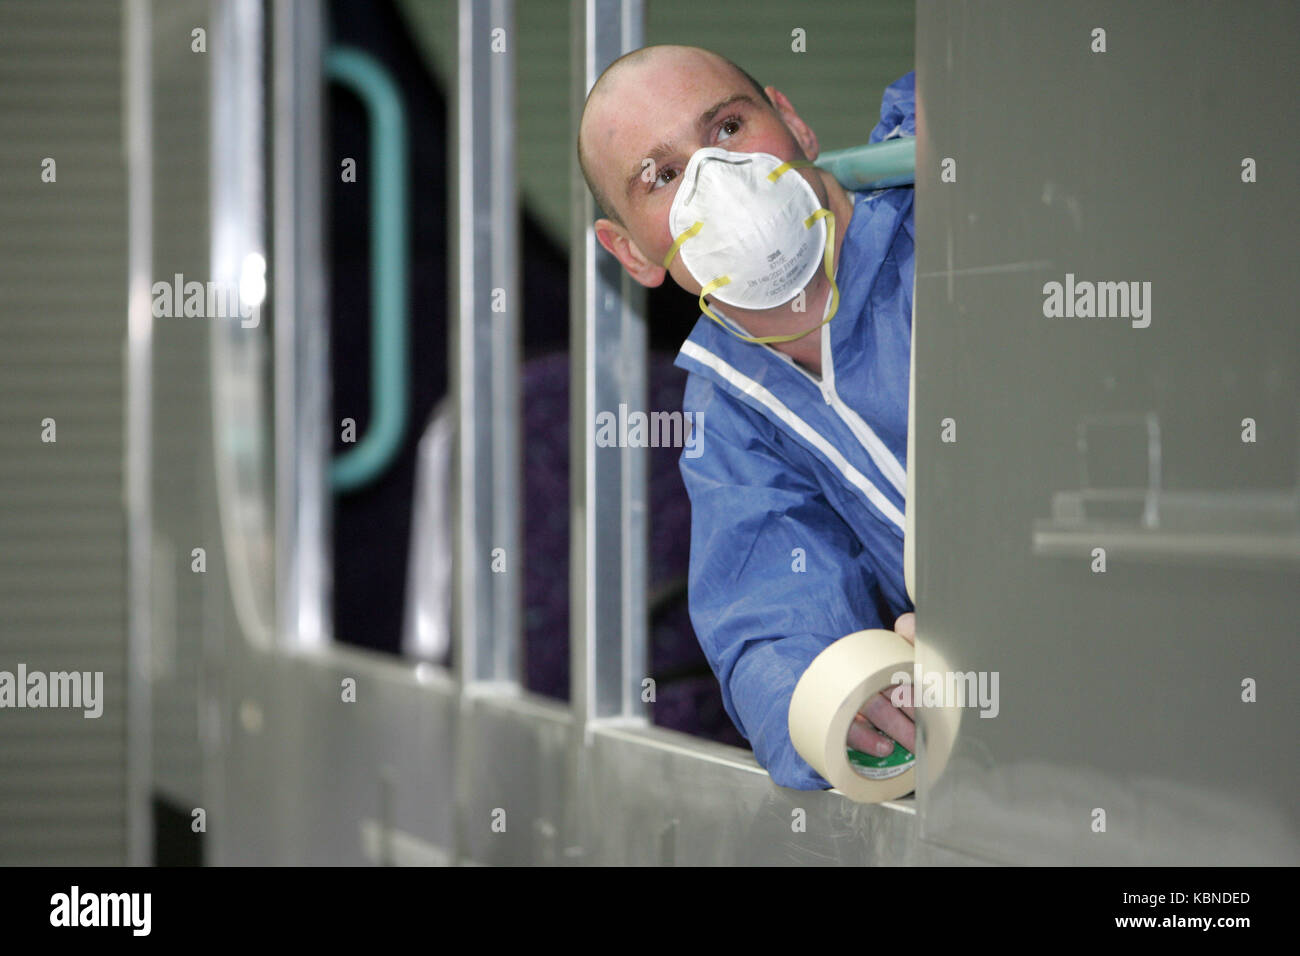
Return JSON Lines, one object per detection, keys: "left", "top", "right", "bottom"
{"left": 594, "top": 218, "right": 667, "bottom": 289}
{"left": 767, "top": 86, "right": 820, "bottom": 162}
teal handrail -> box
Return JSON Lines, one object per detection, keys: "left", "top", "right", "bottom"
{"left": 815, "top": 137, "right": 915, "bottom": 191}
{"left": 326, "top": 46, "right": 409, "bottom": 493}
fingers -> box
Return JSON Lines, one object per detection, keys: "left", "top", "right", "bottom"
{"left": 864, "top": 690, "right": 916, "bottom": 753}
{"left": 848, "top": 690, "right": 916, "bottom": 755}
{"left": 845, "top": 613, "right": 919, "bottom": 757}
{"left": 885, "top": 681, "right": 916, "bottom": 720}
{"left": 847, "top": 713, "right": 896, "bottom": 757}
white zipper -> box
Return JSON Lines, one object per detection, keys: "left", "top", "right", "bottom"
{"left": 816, "top": 316, "right": 907, "bottom": 497}
{"left": 756, "top": 269, "right": 908, "bottom": 498}
{"left": 710, "top": 193, "right": 909, "bottom": 498}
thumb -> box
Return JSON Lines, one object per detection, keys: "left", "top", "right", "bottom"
{"left": 894, "top": 612, "right": 916, "bottom": 646}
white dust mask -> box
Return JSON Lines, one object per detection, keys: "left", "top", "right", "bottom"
{"left": 662, "top": 147, "right": 839, "bottom": 344}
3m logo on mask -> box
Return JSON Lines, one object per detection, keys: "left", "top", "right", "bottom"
{"left": 662, "top": 148, "right": 839, "bottom": 345}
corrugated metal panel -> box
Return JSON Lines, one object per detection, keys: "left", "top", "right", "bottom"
{"left": 0, "top": 0, "right": 128, "bottom": 865}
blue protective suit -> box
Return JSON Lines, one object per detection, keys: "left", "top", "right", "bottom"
{"left": 674, "top": 73, "right": 916, "bottom": 790}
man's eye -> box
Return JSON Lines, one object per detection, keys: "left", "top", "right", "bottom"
{"left": 652, "top": 167, "right": 678, "bottom": 190}
{"left": 717, "top": 116, "right": 742, "bottom": 141}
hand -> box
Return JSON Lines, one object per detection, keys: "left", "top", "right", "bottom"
{"left": 846, "top": 612, "right": 916, "bottom": 757}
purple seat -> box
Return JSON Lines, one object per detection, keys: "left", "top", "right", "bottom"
{"left": 521, "top": 351, "right": 746, "bottom": 748}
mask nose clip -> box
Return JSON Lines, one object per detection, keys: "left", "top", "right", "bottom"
{"left": 681, "top": 151, "right": 752, "bottom": 205}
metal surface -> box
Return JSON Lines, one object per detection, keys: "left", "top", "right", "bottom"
{"left": 0, "top": 0, "right": 131, "bottom": 858}
{"left": 210, "top": 0, "right": 274, "bottom": 652}
{"left": 402, "top": 403, "right": 455, "bottom": 662}
{"left": 144, "top": 0, "right": 213, "bottom": 835}
{"left": 454, "top": 690, "right": 572, "bottom": 865}
{"left": 452, "top": 0, "right": 521, "bottom": 686}
{"left": 569, "top": 0, "right": 648, "bottom": 728}
{"left": 583, "top": 724, "right": 975, "bottom": 865}
{"left": 913, "top": 0, "right": 1299, "bottom": 864}
{"left": 214, "top": 645, "right": 973, "bottom": 865}
{"left": 124, "top": 0, "right": 154, "bottom": 868}
{"left": 274, "top": 0, "right": 331, "bottom": 653}
{"left": 206, "top": 0, "right": 275, "bottom": 865}
{"left": 214, "top": 645, "right": 459, "bottom": 865}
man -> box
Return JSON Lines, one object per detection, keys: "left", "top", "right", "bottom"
{"left": 578, "top": 44, "right": 916, "bottom": 790}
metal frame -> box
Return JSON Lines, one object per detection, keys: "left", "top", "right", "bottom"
{"left": 210, "top": 0, "right": 275, "bottom": 651}
{"left": 274, "top": 0, "right": 331, "bottom": 653}
{"left": 124, "top": 0, "right": 154, "bottom": 868}
{"left": 569, "top": 0, "right": 649, "bottom": 731}
{"left": 452, "top": 0, "right": 521, "bottom": 688}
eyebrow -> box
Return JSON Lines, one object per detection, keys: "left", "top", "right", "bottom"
{"left": 622, "top": 93, "right": 759, "bottom": 199}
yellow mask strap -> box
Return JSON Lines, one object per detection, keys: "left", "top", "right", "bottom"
{"left": 662, "top": 220, "right": 703, "bottom": 270}
{"left": 766, "top": 158, "right": 816, "bottom": 182}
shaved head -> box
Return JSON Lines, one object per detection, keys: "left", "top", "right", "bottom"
{"left": 575, "top": 41, "right": 831, "bottom": 311}
{"left": 577, "top": 45, "right": 772, "bottom": 225}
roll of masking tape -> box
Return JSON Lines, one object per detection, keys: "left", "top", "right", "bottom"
{"left": 789, "top": 627, "right": 964, "bottom": 804}
{"left": 797, "top": 287, "right": 964, "bottom": 802}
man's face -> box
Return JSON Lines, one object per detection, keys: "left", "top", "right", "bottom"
{"left": 583, "top": 50, "right": 823, "bottom": 296}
